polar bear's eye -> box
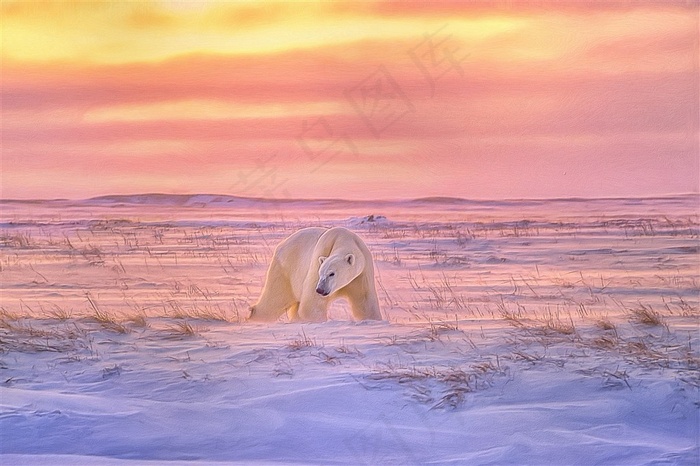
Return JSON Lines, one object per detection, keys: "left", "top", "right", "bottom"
{"left": 329, "top": 272, "right": 335, "bottom": 277}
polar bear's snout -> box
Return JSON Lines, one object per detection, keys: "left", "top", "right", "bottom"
{"left": 315, "top": 278, "right": 331, "bottom": 296}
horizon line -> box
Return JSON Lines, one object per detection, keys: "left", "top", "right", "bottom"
{"left": 1, "top": 191, "right": 698, "bottom": 205}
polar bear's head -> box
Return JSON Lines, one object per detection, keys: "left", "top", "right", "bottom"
{"left": 315, "top": 250, "right": 365, "bottom": 297}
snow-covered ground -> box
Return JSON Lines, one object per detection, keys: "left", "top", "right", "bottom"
{"left": 1, "top": 195, "right": 698, "bottom": 465}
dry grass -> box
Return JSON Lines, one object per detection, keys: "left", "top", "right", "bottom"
{"left": 591, "top": 336, "right": 619, "bottom": 350}
{"left": 86, "top": 293, "right": 130, "bottom": 334}
{"left": 315, "top": 351, "right": 341, "bottom": 365}
{"left": 192, "top": 305, "right": 230, "bottom": 322}
{"left": 407, "top": 271, "right": 470, "bottom": 312}
{"left": 1, "top": 201, "right": 697, "bottom": 403}
{"left": 427, "top": 319, "right": 460, "bottom": 341}
{"left": 602, "top": 368, "right": 632, "bottom": 390}
{"left": 542, "top": 316, "right": 576, "bottom": 336}
{"left": 629, "top": 305, "right": 666, "bottom": 327}
{"left": 504, "top": 308, "right": 699, "bottom": 389}
{"left": 498, "top": 303, "right": 577, "bottom": 337}
{"left": 0, "top": 319, "right": 89, "bottom": 354}
{"left": 367, "top": 361, "right": 504, "bottom": 410}
{"left": 0, "top": 232, "right": 34, "bottom": 248}
{"left": 160, "top": 286, "right": 233, "bottom": 322}
{"left": 44, "top": 304, "right": 73, "bottom": 321}
{"left": 334, "top": 341, "right": 363, "bottom": 357}
{"left": 596, "top": 319, "right": 616, "bottom": 331}
{"left": 165, "top": 321, "right": 206, "bottom": 338}
{"left": 173, "top": 305, "right": 230, "bottom": 322}
{"left": 0, "top": 307, "right": 23, "bottom": 322}
{"left": 663, "top": 296, "right": 699, "bottom": 317}
{"left": 500, "top": 309, "right": 527, "bottom": 328}
{"left": 288, "top": 329, "right": 316, "bottom": 351}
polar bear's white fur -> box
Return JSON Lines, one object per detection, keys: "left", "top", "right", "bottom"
{"left": 248, "top": 227, "right": 382, "bottom": 322}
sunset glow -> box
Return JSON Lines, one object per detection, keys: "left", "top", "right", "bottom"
{"left": 2, "top": 1, "right": 698, "bottom": 200}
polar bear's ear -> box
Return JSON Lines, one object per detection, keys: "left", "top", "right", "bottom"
{"left": 318, "top": 256, "right": 327, "bottom": 265}
{"left": 345, "top": 254, "right": 355, "bottom": 266}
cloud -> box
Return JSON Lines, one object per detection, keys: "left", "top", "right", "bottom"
{"left": 82, "top": 100, "right": 344, "bottom": 123}
{"left": 1, "top": 1, "right": 697, "bottom": 199}
{"left": 3, "top": 1, "right": 520, "bottom": 64}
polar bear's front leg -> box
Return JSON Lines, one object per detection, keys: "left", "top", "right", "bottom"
{"left": 343, "top": 275, "right": 382, "bottom": 321}
{"left": 287, "top": 303, "right": 300, "bottom": 321}
{"left": 297, "top": 290, "right": 329, "bottom": 322}
{"left": 347, "top": 292, "right": 382, "bottom": 321}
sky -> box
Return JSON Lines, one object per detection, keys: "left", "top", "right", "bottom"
{"left": 2, "top": 1, "right": 698, "bottom": 201}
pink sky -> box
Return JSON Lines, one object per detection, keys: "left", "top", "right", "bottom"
{"left": 2, "top": 1, "right": 698, "bottom": 200}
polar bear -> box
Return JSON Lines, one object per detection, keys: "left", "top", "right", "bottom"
{"left": 248, "top": 227, "right": 382, "bottom": 322}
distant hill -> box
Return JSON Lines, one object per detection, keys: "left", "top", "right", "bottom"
{"left": 86, "top": 193, "right": 364, "bottom": 207}
{"left": 88, "top": 193, "right": 250, "bottom": 206}
{"left": 2, "top": 192, "right": 697, "bottom": 207}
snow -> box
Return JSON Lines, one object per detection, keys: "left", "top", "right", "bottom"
{"left": 1, "top": 195, "right": 698, "bottom": 465}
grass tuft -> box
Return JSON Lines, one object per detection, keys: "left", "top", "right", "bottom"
{"left": 596, "top": 319, "right": 616, "bottom": 331}
{"left": 165, "top": 321, "right": 205, "bottom": 338}
{"left": 367, "top": 362, "right": 503, "bottom": 410}
{"left": 86, "top": 293, "right": 129, "bottom": 334}
{"left": 0, "top": 320, "right": 88, "bottom": 353}
{"left": 288, "top": 329, "right": 316, "bottom": 351}
{"left": 45, "top": 304, "right": 73, "bottom": 321}
{"left": 629, "top": 305, "right": 666, "bottom": 327}
{"left": 542, "top": 317, "right": 576, "bottom": 336}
